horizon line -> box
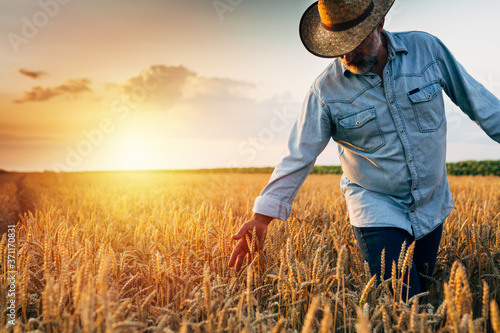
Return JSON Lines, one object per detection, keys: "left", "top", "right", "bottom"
{"left": 1, "top": 159, "right": 499, "bottom": 174}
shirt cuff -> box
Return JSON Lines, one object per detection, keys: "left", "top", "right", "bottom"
{"left": 252, "top": 196, "right": 291, "bottom": 221}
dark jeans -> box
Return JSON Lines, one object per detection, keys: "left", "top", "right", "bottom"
{"left": 352, "top": 223, "right": 443, "bottom": 301}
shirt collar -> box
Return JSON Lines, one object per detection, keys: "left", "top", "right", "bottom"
{"left": 342, "top": 29, "right": 408, "bottom": 77}
{"left": 383, "top": 29, "right": 408, "bottom": 59}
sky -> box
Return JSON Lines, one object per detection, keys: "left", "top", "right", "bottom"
{"left": 1, "top": 0, "right": 499, "bottom": 172}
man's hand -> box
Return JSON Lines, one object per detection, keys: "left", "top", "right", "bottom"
{"left": 228, "top": 213, "right": 273, "bottom": 271}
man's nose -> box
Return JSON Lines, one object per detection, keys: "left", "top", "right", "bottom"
{"left": 342, "top": 51, "right": 356, "bottom": 63}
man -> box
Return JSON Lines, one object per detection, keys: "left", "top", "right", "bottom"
{"left": 228, "top": 0, "right": 500, "bottom": 300}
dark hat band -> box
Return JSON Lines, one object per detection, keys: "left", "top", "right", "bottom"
{"left": 320, "top": 0, "right": 374, "bottom": 32}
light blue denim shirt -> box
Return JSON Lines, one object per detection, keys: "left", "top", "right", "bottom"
{"left": 253, "top": 30, "right": 500, "bottom": 239}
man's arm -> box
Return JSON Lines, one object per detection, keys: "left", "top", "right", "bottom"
{"left": 228, "top": 86, "right": 333, "bottom": 271}
{"left": 252, "top": 87, "right": 334, "bottom": 221}
{"left": 435, "top": 37, "right": 500, "bottom": 143}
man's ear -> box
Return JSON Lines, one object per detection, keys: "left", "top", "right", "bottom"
{"left": 378, "top": 18, "right": 385, "bottom": 32}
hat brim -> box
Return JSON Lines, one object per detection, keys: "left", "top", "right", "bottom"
{"left": 299, "top": 0, "right": 395, "bottom": 58}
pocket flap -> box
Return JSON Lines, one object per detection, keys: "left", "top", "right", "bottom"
{"left": 407, "top": 83, "right": 442, "bottom": 103}
{"left": 339, "top": 108, "right": 376, "bottom": 129}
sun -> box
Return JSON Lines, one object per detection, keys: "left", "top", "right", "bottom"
{"left": 104, "top": 124, "right": 164, "bottom": 171}
{"left": 116, "top": 137, "right": 154, "bottom": 170}
{"left": 96, "top": 113, "right": 203, "bottom": 171}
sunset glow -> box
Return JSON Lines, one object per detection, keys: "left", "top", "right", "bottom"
{"left": 1, "top": 0, "right": 499, "bottom": 172}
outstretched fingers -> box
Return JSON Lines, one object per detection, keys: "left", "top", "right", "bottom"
{"left": 237, "top": 251, "right": 247, "bottom": 271}
{"left": 228, "top": 238, "right": 248, "bottom": 270}
{"left": 231, "top": 223, "right": 249, "bottom": 241}
{"left": 228, "top": 217, "right": 271, "bottom": 271}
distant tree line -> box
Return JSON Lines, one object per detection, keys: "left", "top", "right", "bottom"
{"left": 2, "top": 160, "right": 499, "bottom": 176}
{"left": 160, "top": 160, "right": 500, "bottom": 176}
{"left": 445, "top": 160, "right": 500, "bottom": 176}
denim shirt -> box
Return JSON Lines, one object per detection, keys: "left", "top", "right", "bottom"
{"left": 253, "top": 30, "right": 500, "bottom": 239}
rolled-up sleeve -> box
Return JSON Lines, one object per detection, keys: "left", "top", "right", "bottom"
{"left": 253, "top": 88, "right": 333, "bottom": 220}
{"left": 435, "top": 37, "right": 500, "bottom": 143}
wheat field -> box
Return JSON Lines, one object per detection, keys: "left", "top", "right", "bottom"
{"left": 0, "top": 171, "right": 499, "bottom": 332}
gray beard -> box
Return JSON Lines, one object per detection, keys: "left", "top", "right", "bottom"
{"left": 345, "top": 55, "right": 377, "bottom": 74}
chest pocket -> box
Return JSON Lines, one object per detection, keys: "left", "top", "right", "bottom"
{"left": 336, "top": 107, "right": 385, "bottom": 153}
{"left": 407, "top": 82, "right": 445, "bottom": 132}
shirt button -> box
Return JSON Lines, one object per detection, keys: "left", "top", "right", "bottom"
{"left": 409, "top": 159, "right": 413, "bottom": 163}
{"left": 371, "top": 75, "right": 375, "bottom": 79}
{"left": 410, "top": 209, "right": 415, "bottom": 213}
{"left": 400, "top": 129, "right": 405, "bottom": 133}
{"left": 389, "top": 100, "right": 394, "bottom": 104}
{"left": 413, "top": 186, "right": 417, "bottom": 191}
{"left": 356, "top": 121, "right": 360, "bottom": 125}
{"left": 385, "top": 70, "right": 390, "bottom": 75}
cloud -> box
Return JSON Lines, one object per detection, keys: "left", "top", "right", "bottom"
{"left": 57, "top": 78, "right": 92, "bottom": 94}
{"left": 183, "top": 76, "right": 256, "bottom": 100}
{"left": 0, "top": 133, "right": 54, "bottom": 145}
{"left": 17, "top": 69, "right": 47, "bottom": 79}
{"left": 105, "top": 65, "right": 195, "bottom": 111}
{"left": 12, "top": 64, "right": 256, "bottom": 109}
{"left": 14, "top": 78, "right": 92, "bottom": 103}
{"left": 129, "top": 65, "right": 194, "bottom": 110}
{"left": 107, "top": 64, "right": 256, "bottom": 111}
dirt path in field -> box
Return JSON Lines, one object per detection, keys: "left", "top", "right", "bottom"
{"left": 0, "top": 172, "right": 34, "bottom": 235}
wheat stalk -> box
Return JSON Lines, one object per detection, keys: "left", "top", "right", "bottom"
{"left": 380, "top": 248, "right": 386, "bottom": 282}
{"left": 355, "top": 305, "right": 371, "bottom": 333}
{"left": 320, "top": 303, "right": 333, "bottom": 333}
{"left": 301, "top": 296, "right": 319, "bottom": 333}
{"left": 482, "top": 280, "right": 489, "bottom": 333}
{"left": 359, "top": 274, "right": 376, "bottom": 307}
{"left": 491, "top": 299, "right": 500, "bottom": 333}
{"left": 444, "top": 283, "right": 459, "bottom": 332}
{"left": 401, "top": 241, "right": 415, "bottom": 303}
{"left": 334, "top": 245, "right": 347, "bottom": 333}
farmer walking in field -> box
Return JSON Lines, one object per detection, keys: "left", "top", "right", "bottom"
{"left": 228, "top": 0, "right": 500, "bottom": 300}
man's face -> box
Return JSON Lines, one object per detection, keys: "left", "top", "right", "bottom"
{"left": 339, "top": 28, "right": 382, "bottom": 74}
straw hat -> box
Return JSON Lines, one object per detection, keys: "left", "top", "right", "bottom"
{"left": 299, "top": 0, "right": 395, "bottom": 58}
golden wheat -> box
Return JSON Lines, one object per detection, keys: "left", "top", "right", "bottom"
{"left": 0, "top": 172, "right": 498, "bottom": 332}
